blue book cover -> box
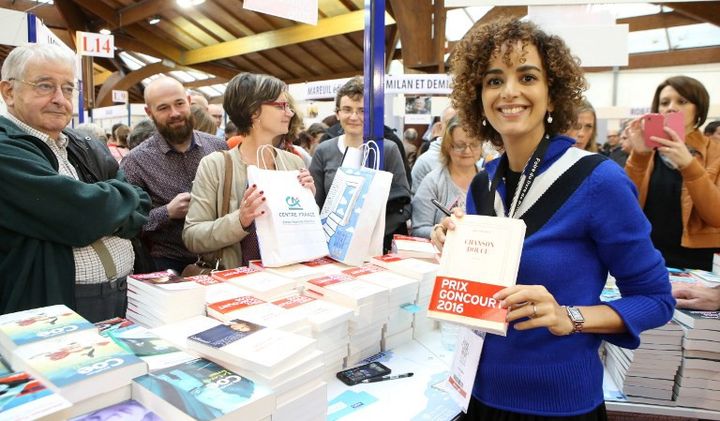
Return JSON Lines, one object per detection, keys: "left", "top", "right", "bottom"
{"left": 133, "top": 358, "right": 273, "bottom": 421}
{"left": 15, "top": 331, "right": 145, "bottom": 388}
{"left": 0, "top": 305, "right": 95, "bottom": 348}
{"left": 188, "top": 320, "right": 265, "bottom": 349}
{"left": 69, "top": 399, "right": 163, "bottom": 421}
{"left": 0, "top": 371, "right": 71, "bottom": 419}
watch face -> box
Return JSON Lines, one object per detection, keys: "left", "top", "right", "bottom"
{"left": 567, "top": 306, "right": 584, "bottom": 322}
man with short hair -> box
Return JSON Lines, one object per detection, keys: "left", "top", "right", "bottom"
{"left": 208, "top": 103, "right": 225, "bottom": 138}
{"left": 122, "top": 77, "right": 226, "bottom": 273}
{"left": 0, "top": 43, "right": 150, "bottom": 321}
{"left": 411, "top": 106, "right": 456, "bottom": 193}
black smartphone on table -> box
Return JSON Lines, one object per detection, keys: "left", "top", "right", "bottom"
{"left": 336, "top": 362, "right": 391, "bottom": 386}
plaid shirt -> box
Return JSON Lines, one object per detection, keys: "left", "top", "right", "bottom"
{"left": 121, "top": 130, "right": 227, "bottom": 262}
{"left": 5, "top": 113, "right": 133, "bottom": 284}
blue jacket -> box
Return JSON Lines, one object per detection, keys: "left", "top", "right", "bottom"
{"left": 467, "top": 135, "right": 674, "bottom": 416}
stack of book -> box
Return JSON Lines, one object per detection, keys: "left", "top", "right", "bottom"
{"left": 303, "top": 273, "right": 389, "bottom": 366}
{"left": 0, "top": 306, "right": 148, "bottom": 416}
{"left": 207, "top": 295, "right": 310, "bottom": 335}
{"left": 605, "top": 321, "right": 683, "bottom": 404}
{"left": 391, "top": 234, "right": 438, "bottom": 261}
{"left": 250, "top": 257, "right": 349, "bottom": 283}
{"left": 272, "top": 293, "right": 352, "bottom": 376}
{"left": 687, "top": 269, "right": 720, "bottom": 287}
{"left": 184, "top": 273, "right": 249, "bottom": 305}
{"left": 673, "top": 309, "right": 720, "bottom": 411}
{"left": 132, "top": 357, "right": 276, "bottom": 421}
{"left": 102, "top": 322, "right": 195, "bottom": 371}
{"left": 342, "top": 264, "right": 419, "bottom": 350}
{"left": 211, "top": 267, "right": 299, "bottom": 301}
{"left": 371, "top": 254, "right": 439, "bottom": 337}
{"left": 127, "top": 271, "right": 206, "bottom": 328}
{"left": 153, "top": 316, "right": 325, "bottom": 420}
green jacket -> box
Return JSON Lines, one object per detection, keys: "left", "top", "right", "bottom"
{"left": 0, "top": 116, "right": 150, "bottom": 314}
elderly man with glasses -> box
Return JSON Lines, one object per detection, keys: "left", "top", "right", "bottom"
{"left": 0, "top": 43, "right": 150, "bottom": 321}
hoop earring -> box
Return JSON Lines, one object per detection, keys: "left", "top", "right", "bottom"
{"left": 546, "top": 113, "right": 553, "bottom": 124}
{"left": 482, "top": 118, "right": 487, "bottom": 127}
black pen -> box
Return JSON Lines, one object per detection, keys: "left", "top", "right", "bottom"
{"left": 361, "top": 372, "right": 414, "bottom": 383}
{"left": 431, "top": 199, "right": 452, "bottom": 217}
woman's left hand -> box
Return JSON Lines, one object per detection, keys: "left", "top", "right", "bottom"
{"left": 298, "top": 168, "right": 316, "bottom": 195}
{"left": 495, "top": 285, "right": 573, "bottom": 336}
{"left": 651, "top": 126, "right": 694, "bottom": 170}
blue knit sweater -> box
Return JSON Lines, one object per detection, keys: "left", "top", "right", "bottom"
{"left": 466, "top": 135, "right": 674, "bottom": 416}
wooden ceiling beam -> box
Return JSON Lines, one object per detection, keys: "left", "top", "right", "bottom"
{"left": 117, "top": 0, "right": 175, "bottom": 27}
{"left": 97, "top": 62, "right": 173, "bottom": 107}
{"left": 184, "top": 77, "right": 228, "bottom": 89}
{"left": 181, "top": 10, "right": 396, "bottom": 65}
{"left": 122, "top": 26, "right": 184, "bottom": 63}
{"left": 662, "top": 2, "right": 720, "bottom": 27}
{"left": 627, "top": 46, "right": 720, "bottom": 69}
{"left": 53, "top": 0, "right": 88, "bottom": 49}
{"left": 73, "top": 0, "right": 118, "bottom": 28}
{"left": 617, "top": 12, "right": 696, "bottom": 32}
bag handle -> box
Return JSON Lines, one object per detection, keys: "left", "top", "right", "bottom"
{"left": 256, "top": 144, "right": 290, "bottom": 170}
{"left": 202, "top": 150, "right": 234, "bottom": 269}
{"left": 361, "top": 140, "right": 381, "bottom": 170}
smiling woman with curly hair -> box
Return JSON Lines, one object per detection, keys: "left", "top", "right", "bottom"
{"left": 432, "top": 17, "right": 674, "bottom": 420}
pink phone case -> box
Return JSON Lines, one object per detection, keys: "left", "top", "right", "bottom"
{"left": 643, "top": 112, "right": 684, "bottom": 148}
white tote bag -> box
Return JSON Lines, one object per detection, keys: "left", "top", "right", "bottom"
{"left": 247, "top": 146, "right": 329, "bottom": 267}
{"left": 320, "top": 142, "right": 392, "bottom": 266}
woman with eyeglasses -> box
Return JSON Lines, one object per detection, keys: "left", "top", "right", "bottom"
{"left": 625, "top": 76, "right": 720, "bottom": 272}
{"left": 309, "top": 76, "right": 411, "bottom": 251}
{"left": 411, "top": 116, "right": 482, "bottom": 238}
{"left": 183, "top": 73, "right": 315, "bottom": 268}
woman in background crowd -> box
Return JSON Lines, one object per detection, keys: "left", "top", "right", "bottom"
{"left": 297, "top": 122, "right": 328, "bottom": 156}
{"left": 625, "top": 75, "right": 720, "bottom": 272}
{"left": 183, "top": 73, "right": 315, "bottom": 268}
{"left": 432, "top": 17, "right": 673, "bottom": 420}
{"left": 569, "top": 99, "right": 598, "bottom": 152}
{"left": 108, "top": 124, "right": 130, "bottom": 162}
{"left": 411, "top": 116, "right": 481, "bottom": 238}
{"left": 191, "top": 105, "right": 218, "bottom": 136}
{"left": 273, "top": 93, "right": 312, "bottom": 167}
{"left": 128, "top": 119, "right": 155, "bottom": 150}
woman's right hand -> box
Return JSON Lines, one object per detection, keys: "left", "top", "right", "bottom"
{"left": 627, "top": 118, "right": 653, "bottom": 155}
{"left": 239, "top": 184, "right": 266, "bottom": 229}
{"left": 430, "top": 208, "right": 465, "bottom": 252}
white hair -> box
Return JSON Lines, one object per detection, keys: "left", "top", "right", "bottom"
{"left": 1, "top": 43, "right": 76, "bottom": 81}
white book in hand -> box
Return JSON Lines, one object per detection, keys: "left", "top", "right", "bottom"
{"left": 428, "top": 215, "right": 526, "bottom": 336}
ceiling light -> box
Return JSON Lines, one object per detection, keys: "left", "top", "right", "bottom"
{"left": 99, "top": 28, "right": 111, "bottom": 35}
{"left": 148, "top": 16, "right": 161, "bottom": 25}
{"left": 177, "top": 0, "right": 205, "bottom": 8}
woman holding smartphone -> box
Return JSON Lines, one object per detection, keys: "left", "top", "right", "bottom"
{"left": 625, "top": 76, "right": 720, "bottom": 271}
{"left": 411, "top": 116, "right": 482, "bottom": 239}
{"left": 432, "top": 18, "right": 673, "bottom": 420}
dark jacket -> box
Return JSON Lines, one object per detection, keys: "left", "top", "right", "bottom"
{"left": 0, "top": 117, "right": 150, "bottom": 314}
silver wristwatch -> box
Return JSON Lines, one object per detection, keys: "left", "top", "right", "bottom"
{"left": 565, "top": 306, "right": 585, "bottom": 334}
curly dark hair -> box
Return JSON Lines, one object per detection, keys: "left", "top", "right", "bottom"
{"left": 335, "top": 76, "right": 364, "bottom": 109}
{"left": 450, "top": 17, "right": 586, "bottom": 147}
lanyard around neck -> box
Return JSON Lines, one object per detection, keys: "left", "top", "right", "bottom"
{"left": 490, "top": 135, "right": 550, "bottom": 218}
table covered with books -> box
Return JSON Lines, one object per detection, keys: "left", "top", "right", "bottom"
{"left": 1, "top": 248, "right": 719, "bottom": 420}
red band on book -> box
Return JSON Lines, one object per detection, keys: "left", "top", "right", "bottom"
{"left": 448, "top": 374, "right": 467, "bottom": 398}
{"left": 429, "top": 276, "right": 506, "bottom": 322}
{"left": 373, "top": 254, "right": 403, "bottom": 262}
